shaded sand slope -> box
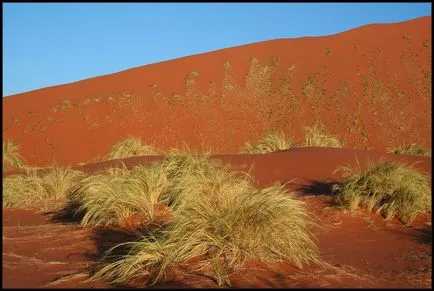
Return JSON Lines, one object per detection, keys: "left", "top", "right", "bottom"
{"left": 3, "top": 148, "right": 431, "bottom": 288}
{"left": 3, "top": 16, "right": 431, "bottom": 167}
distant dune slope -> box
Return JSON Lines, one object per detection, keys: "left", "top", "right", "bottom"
{"left": 3, "top": 16, "right": 431, "bottom": 167}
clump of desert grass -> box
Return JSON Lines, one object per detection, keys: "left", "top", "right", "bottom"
{"left": 240, "top": 131, "right": 295, "bottom": 154}
{"left": 387, "top": 143, "right": 431, "bottom": 157}
{"left": 3, "top": 167, "right": 84, "bottom": 210}
{"left": 303, "top": 123, "right": 343, "bottom": 148}
{"left": 160, "top": 148, "right": 223, "bottom": 207}
{"left": 332, "top": 161, "right": 431, "bottom": 225}
{"left": 68, "top": 163, "right": 170, "bottom": 227}
{"left": 105, "top": 137, "right": 159, "bottom": 160}
{"left": 87, "top": 151, "right": 320, "bottom": 287}
{"left": 240, "top": 124, "right": 344, "bottom": 154}
{"left": 3, "top": 140, "right": 27, "bottom": 168}
{"left": 68, "top": 148, "right": 220, "bottom": 227}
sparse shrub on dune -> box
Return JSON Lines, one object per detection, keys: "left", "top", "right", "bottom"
{"left": 67, "top": 148, "right": 216, "bottom": 227}
{"left": 332, "top": 161, "right": 431, "bottom": 225}
{"left": 240, "top": 131, "right": 295, "bottom": 154}
{"left": 3, "top": 171, "right": 45, "bottom": 208}
{"left": 3, "top": 140, "right": 27, "bottom": 168}
{"left": 105, "top": 137, "right": 159, "bottom": 160}
{"left": 131, "top": 163, "right": 172, "bottom": 208}
{"left": 3, "top": 167, "right": 84, "bottom": 209}
{"left": 302, "top": 123, "right": 344, "bottom": 148}
{"left": 387, "top": 143, "right": 431, "bottom": 157}
{"left": 40, "top": 167, "right": 85, "bottom": 200}
{"left": 68, "top": 163, "right": 170, "bottom": 227}
{"left": 88, "top": 152, "right": 320, "bottom": 287}
{"left": 160, "top": 148, "right": 223, "bottom": 207}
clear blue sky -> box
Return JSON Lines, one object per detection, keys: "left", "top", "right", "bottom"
{"left": 3, "top": 3, "right": 431, "bottom": 96}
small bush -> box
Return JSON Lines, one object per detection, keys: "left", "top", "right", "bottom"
{"left": 332, "top": 161, "right": 431, "bottom": 225}
{"left": 68, "top": 163, "right": 169, "bottom": 226}
{"left": 3, "top": 167, "right": 84, "bottom": 209}
{"left": 89, "top": 153, "right": 319, "bottom": 287}
{"left": 3, "top": 140, "right": 27, "bottom": 168}
{"left": 160, "top": 148, "right": 222, "bottom": 208}
{"left": 67, "top": 149, "right": 216, "bottom": 227}
{"left": 106, "top": 137, "right": 159, "bottom": 160}
{"left": 387, "top": 143, "right": 431, "bottom": 157}
{"left": 241, "top": 131, "right": 295, "bottom": 154}
{"left": 303, "top": 124, "right": 343, "bottom": 148}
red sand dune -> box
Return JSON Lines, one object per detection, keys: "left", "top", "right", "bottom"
{"left": 2, "top": 16, "right": 432, "bottom": 288}
{"left": 2, "top": 16, "right": 431, "bottom": 167}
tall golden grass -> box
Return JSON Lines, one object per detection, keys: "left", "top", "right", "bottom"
{"left": 303, "top": 123, "right": 343, "bottom": 148}
{"left": 241, "top": 131, "right": 295, "bottom": 154}
{"left": 67, "top": 163, "right": 170, "bottom": 226}
{"left": 88, "top": 151, "right": 320, "bottom": 287}
{"left": 3, "top": 140, "right": 27, "bottom": 168}
{"left": 3, "top": 167, "right": 84, "bottom": 209}
{"left": 332, "top": 161, "right": 431, "bottom": 225}
{"left": 105, "top": 137, "right": 159, "bottom": 160}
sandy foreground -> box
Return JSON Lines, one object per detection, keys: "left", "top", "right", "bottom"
{"left": 3, "top": 148, "right": 432, "bottom": 288}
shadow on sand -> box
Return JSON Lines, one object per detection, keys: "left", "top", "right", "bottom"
{"left": 295, "top": 179, "right": 340, "bottom": 196}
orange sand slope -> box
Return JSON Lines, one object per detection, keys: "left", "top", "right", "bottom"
{"left": 3, "top": 148, "right": 432, "bottom": 288}
{"left": 3, "top": 16, "right": 431, "bottom": 167}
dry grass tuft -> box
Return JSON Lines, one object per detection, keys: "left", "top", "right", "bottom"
{"left": 106, "top": 137, "right": 159, "bottom": 160}
{"left": 88, "top": 151, "right": 320, "bottom": 287}
{"left": 387, "top": 143, "right": 431, "bottom": 157}
{"left": 241, "top": 131, "right": 295, "bottom": 154}
{"left": 3, "top": 140, "right": 27, "bottom": 168}
{"left": 3, "top": 167, "right": 84, "bottom": 209}
{"left": 332, "top": 161, "right": 431, "bottom": 225}
{"left": 303, "top": 124, "right": 343, "bottom": 148}
{"left": 67, "top": 163, "right": 170, "bottom": 227}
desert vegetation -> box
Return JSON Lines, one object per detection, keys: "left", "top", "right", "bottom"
{"left": 302, "top": 123, "right": 344, "bottom": 148}
{"left": 3, "top": 167, "right": 84, "bottom": 209}
{"left": 3, "top": 140, "right": 27, "bottom": 168}
{"left": 54, "top": 150, "right": 321, "bottom": 287}
{"left": 67, "top": 162, "right": 169, "bottom": 226}
{"left": 105, "top": 137, "right": 159, "bottom": 160}
{"left": 387, "top": 143, "right": 431, "bottom": 157}
{"left": 241, "top": 123, "right": 344, "bottom": 154}
{"left": 241, "top": 131, "right": 295, "bottom": 154}
{"left": 332, "top": 161, "right": 431, "bottom": 225}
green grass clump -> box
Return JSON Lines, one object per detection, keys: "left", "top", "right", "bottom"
{"left": 3, "top": 140, "right": 27, "bottom": 168}
{"left": 89, "top": 152, "right": 320, "bottom": 287}
{"left": 106, "top": 137, "right": 159, "bottom": 160}
{"left": 68, "top": 163, "right": 170, "bottom": 227}
{"left": 387, "top": 143, "right": 431, "bottom": 157}
{"left": 332, "top": 161, "right": 431, "bottom": 225}
{"left": 241, "top": 131, "right": 295, "bottom": 154}
{"left": 3, "top": 167, "right": 84, "bottom": 209}
{"left": 303, "top": 124, "right": 343, "bottom": 148}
